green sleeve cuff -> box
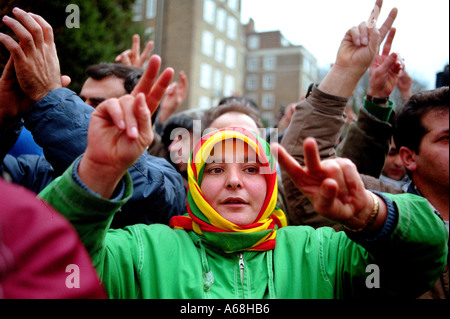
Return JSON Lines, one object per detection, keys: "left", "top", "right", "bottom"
{"left": 38, "top": 159, "right": 133, "bottom": 221}
{"left": 364, "top": 97, "right": 394, "bottom": 122}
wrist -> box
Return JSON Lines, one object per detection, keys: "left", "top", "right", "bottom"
{"left": 319, "top": 65, "right": 365, "bottom": 98}
{"left": 78, "top": 156, "right": 126, "bottom": 199}
{"left": 366, "top": 93, "right": 390, "bottom": 106}
{"left": 343, "top": 191, "right": 388, "bottom": 235}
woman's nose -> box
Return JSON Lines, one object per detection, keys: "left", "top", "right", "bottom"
{"left": 226, "top": 168, "right": 242, "bottom": 189}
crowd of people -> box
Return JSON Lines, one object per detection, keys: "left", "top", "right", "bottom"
{"left": 0, "top": 0, "right": 448, "bottom": 300}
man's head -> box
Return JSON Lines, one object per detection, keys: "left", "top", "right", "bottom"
{"left": 394, "top": 87, "right": 449, "bottom": 191}
{"left": 203, "top": 100, "right": 264, "bottom": 136}
{"left": 80, "top": 63, "right": 143, "bottom": 108}
{"left": 381, "top": 139, "right": 407, "bottom": 181}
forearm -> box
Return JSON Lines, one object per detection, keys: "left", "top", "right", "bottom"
{"left": 38, "top": 159, "right": 133, "bottom": 262}
{"left": 336, "top": 99, "right": 394, "bottom": 177}
{"left": 281, "top": 85, "right": 349, "bottom": 165}
{"left": 23, "top": 88, "right": 93, "bottom": 173}
{"left": 318, "top": 65, "right": 365, "bottom": 98}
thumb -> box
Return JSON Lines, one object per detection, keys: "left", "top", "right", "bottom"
{"left": 379, "top": 52, "right": 398, "bottom": 74}
{"left": 368, "top": 27, "right": 382, "bottom": 57}
{"left": 314, "top": 178, "right": 339, "bottom": 215}
{"left": 61, "top": 75, "right": 71, "bottom": 88}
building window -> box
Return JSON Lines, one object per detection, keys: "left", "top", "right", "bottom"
{"left": 263, "top": 74, "right": 276, "bottom": 90}
{"left": 200, "top": 63, "right": 212, "bottom": 89}
{"left": 263, "top": 56, "right": 276, "bottom": 71}
{"left": 199, "top": 96, "right": 212, "bottom": 109}
{"left": 225, "top": 46, "right": 236, "bottom": 69}
{"left": 261, "top": 112, "right": 274, "bottom": 126}
{"left": 228, "top": 0, "right": 239, "bottom": 12}
{"left": 216, "top": 8, "right": 226, "bottom": 32}
{"left": 214, "top": 69, "right": 223, "bottom": 97}
{"left": 247, "top": 57, "right": 259, "bottom": 72}
{"left": 203, "top": 0, "right": 216, "bottom": 25}
{"left": 246, "top": 75, "right": 259, "bottom": 91}
{"left": 215, "top": 38, "right": 225, "bottom": 63}
{"left": 246, "top": 93, "right": 259, "bottom": 106}
{"left": 248, "top": 35, "right": 260, "bottom": 50}
{"left": 261, "top": 93, "right": 275, "bottom": 110}
{"left": 227, "top": 16, "right": 238, "bottom": 40}
{"left": 145, "top": 0, "right": 157, "bottom": 19}
{"left": 132, "top": 0, "right": 144, "bottom": 21}
{"left": 202, "top": 31, "right": 214, "bottom": 57}
{"left": 224, "top": 75, "right": 236, "bottom": 97}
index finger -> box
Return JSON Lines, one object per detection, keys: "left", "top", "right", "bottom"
{"left": 270, "top": 143, "right": 309, "bottom": 186}
{"left": 132, "top": 55, "right": 162, "bottom": 97}
{"left": 379, "top": 8, "right": 398, "bottom": 42}
{"left": 367, "top": 0, "right": 382, "bottom": 28}
{"left": 381, "top": 27, "right": 396, "bottom": 56}
{"left": 131, "top": 34, "right": 141, "bottom": 57}
{"left": 303, "top": 137, "right": 323, "bottom": 174}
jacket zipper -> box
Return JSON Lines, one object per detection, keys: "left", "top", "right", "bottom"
{"left": 239, "top": 253, "right": 245, "bottom": 298}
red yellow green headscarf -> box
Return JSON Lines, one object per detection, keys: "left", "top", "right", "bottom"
{"left": 170, "top": 127, "right": 287, "bottom": 253}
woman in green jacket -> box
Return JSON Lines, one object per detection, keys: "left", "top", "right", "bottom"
{"left": 39, "top": 111, "right": 447, "bottom": 299}
{"left": 39, "top": 1, "right": 447, "bottom": 298}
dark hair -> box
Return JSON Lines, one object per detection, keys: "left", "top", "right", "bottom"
{"left": 85, "top": 63, "right": 143, "bottom": 94}
{"left": 218, "top": 96, "right": 260, "bottom": 114}
{"left": 203, "top": 101, "right": 264, "bottom": 132}
{"left": 394, "top": 86, "right": 449, "bottom": 153}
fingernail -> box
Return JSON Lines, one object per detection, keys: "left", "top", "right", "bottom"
{"left": 130, "top": 127, "right": 138, "bottom": 139}
{"left": 119, "top": 120, "right": 126, "bottom": 130}
{"left": 3, "top": 15, "right": 10, "bottom": 21}
{"left": 362, "top": 37, "right": 369, "bottom": 45}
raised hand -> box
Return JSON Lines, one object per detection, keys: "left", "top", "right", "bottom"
{"left": 131, "top": 55, "right": 174, "bottom": 115}
{"left": 78, "top": 93, "right": 153, "bottom": 199}
{"left": 158, "top": 71, "right": 189, "bottom": 124}
{"left": 321, "top": 0, "right": 398, "bottom": 97}
{"left": 0, "top": 8, "right": 63, "bottom": 102}
{"left": 272, "top": 139, "right": 387, "bottom": 233}
{"left": 368, "top": 28, "right": 404, "bottom": 98}
{"left": 115, "top": 34, "right": 154, "bottom": 68}
{"left": 336, "top": 0, "right": 398, "bottom": 72}
{"left": 397, "top": 69, "right": 413, "bottom": 101}
{"left": 0, "top": 57, "right": 33, "bottom": 129}
{"left": 78, "top": 54, "right": 174, "bottom": 198}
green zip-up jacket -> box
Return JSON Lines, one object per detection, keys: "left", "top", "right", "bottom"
{"left": 39, "top": 163, "right": 448, "bottom": 299}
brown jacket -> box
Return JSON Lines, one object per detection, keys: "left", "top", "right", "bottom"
{"left": 280, "top": 85, "right": 402, "bottom": 230}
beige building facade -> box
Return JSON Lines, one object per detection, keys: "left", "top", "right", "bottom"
{"left": 132, "top": 0, "right": 319, "bottom": 125}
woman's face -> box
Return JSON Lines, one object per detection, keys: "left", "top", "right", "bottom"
{"left": 200, "top": 139, "right": 267, "bottom": 226}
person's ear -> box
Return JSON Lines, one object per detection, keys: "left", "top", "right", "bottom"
{"left": 399, "top": 146, "right": 417, "bottom": 172}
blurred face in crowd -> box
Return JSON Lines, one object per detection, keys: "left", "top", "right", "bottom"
{"left": 208, "top": 112, "right": 260, "bottom": 136}
{"left": 80, "top": 76, "right": 127, "bottom": 108}
{"left": 401, "top": 108, "right": 449, "bottom": 191}
{"left": 168, "top": 128, "right": 194, "bottom": 173}
{"left": 382, "top": 140, "right": 407, "bottom": 181}
{"left": 201, "top": 139, "right": 267, "bottom": 226}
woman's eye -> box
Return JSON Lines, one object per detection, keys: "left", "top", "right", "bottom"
{"left": 245, "top": 166, "right": 259, "bottom": 174}
{"left": 208, "top": 167, "right": 223, "bottom": 174}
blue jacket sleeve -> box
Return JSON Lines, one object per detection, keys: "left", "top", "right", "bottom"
{"left": 22, "top": 88, "right": 186, "bottom": 227}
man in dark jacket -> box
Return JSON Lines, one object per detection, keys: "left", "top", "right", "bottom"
{"left": 0, "top": 8, "right": 185, "bottom": 228}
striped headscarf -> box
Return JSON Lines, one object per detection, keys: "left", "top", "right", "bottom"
{"left": 170, "top": 127, "right": 287, "bottom": 253}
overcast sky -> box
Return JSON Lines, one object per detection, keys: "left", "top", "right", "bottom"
{"left": 241, "top": 0, "right": 449, "bottom": 89}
